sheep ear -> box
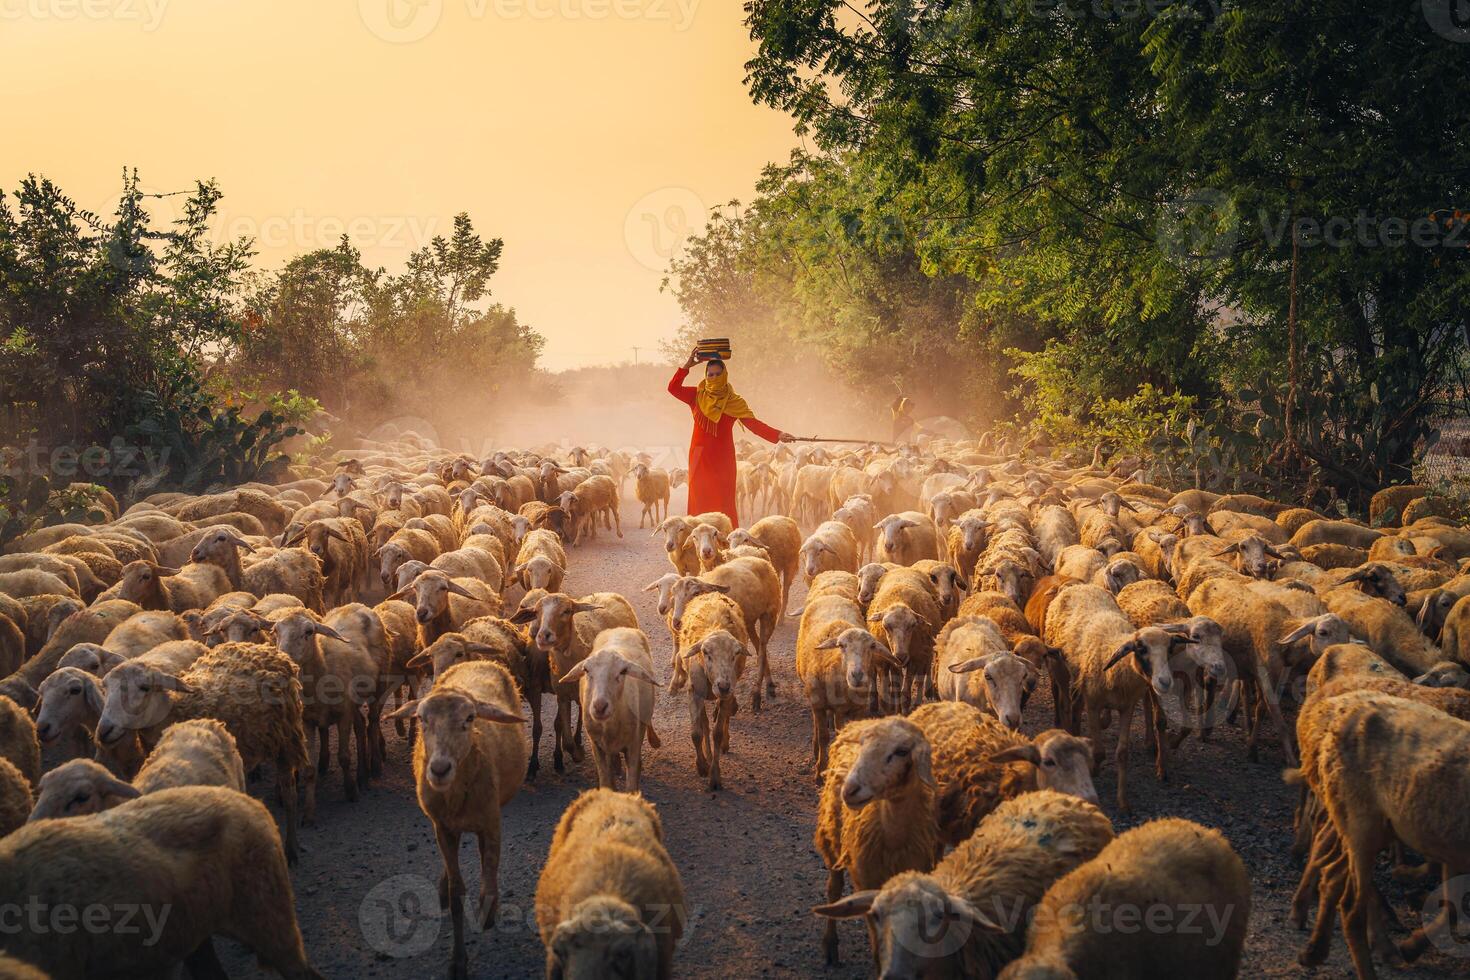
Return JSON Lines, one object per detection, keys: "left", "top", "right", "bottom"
{"left": 871, "top": 644, "right": 902, "bottom": 669}
{"left": 404, "top": 651, "right": 432, "bottom": 669}
{"left": 464, "top": 642, "right": 499, "bottom": 656}
{"left": 386, "top": 584, "right": 413, "bottom": 602}
{"left": 944, "top": 892, "right": 1004, "bottom": 931}
{"left": 1339, "top": 567, "right": 1370, "bottom": 584}
{"left": 313, "top": 623, "right": 348, "bottom": 643}
{"left": 812, "top": 891, "right": 877, "bottom": 919}
{"left": 385, "top": 699, "right": 420, "bottom": 721}
{"left": 509, "top": 607, "right": 538, "bottom": 625}
{"left": 1103, "top": 640, "right": 1136, "bottom": 670}
{"left": 558, "top": 662, "right": 589, "bottom": 685}
{"left": 571, "top": 602, "right": 603, "bottom": 614}
{"left": 680, "top": 641, "right": 703, "bottom": 662}
{"left": 474, "top": 702, "right": 525, "bottom": 725}
{"left": 230, "top": 535, "right": 257, "bottom": 552}
{"left": 153, "top": 565, "right": 182, "bottom": 576}
{"left": 1279, "top": 622, "right": 1316, "bottom": 645}
{"left": 1212, "top": 544, "right": 1240, "bottom": 557}
{"left": 82, "top": 678, "right": 105, "bottom": 715}
{"left": 1264, "top": 545, "right": 1287, "bottom": 560}
{"left": 948, "top": 656, "right": 991, "bottom": 675}
{"left": 446, "top": 580, "right": 479, "bottom": 600}
{"left": 624, "top": 663, "right": 662, "bottom": 686}
{"left": 327, "top": 527, "right": 350, "bottom": 543}
{"left": 284, "top": 530, "right": 307, "bottom": 547}
{"left": 912, "top": 739, "right": 935, "bottom": 787}
{"left": 815, "top": 637, "right": 842, "bottom": 650}
{"left": 1156, "top": 623, "right": 1192, "bottom": 636}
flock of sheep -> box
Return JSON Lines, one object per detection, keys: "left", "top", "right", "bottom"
{"left": 0, "top": 430, "right": 1465, "bottom": 979}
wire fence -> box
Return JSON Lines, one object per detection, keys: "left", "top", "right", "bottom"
{"left": 1418, "top": 415, "right": 1470, "bottom": 490}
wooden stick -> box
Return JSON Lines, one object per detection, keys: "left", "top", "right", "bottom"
{"left": 787, "top": 436, "right": 900, "bottom": 447}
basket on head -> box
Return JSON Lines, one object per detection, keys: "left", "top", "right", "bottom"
{"left": 696, "top": 338, "right": 732, "bottom": 361}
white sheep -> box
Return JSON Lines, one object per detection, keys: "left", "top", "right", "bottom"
{"left": 558, "top": 627, "right": 661, "bottom": 793}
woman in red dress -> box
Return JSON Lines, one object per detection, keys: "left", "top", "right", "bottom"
{"left": 668, "top": 349, "right": 793, "bottom": 526}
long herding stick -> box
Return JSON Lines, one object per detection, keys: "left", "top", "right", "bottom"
{"left": 785, "top": 436, "right": 901, "bottom": 447}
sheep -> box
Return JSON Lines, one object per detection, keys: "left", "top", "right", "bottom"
{"left": 271, "top": 606, "right": 388, "bottom": 815}
{"left": 631, "top": 463, "right": 672, "bottom": 528}
{"left": 1299, "top": 693, "right": 1470, "bottom": 978}
{"left": 0, "top": 757, "right": 30, "bottom": 837}
{"left": 837, "top": 493, "right": 879, "bottom": 563}
{"left": 913, "top": 559, "right": 970, "bottom": 620}
{"left": 187, "top": 529, "right": 326, "bottom": 612}
{"left": 875, "top": 511, "right": 943, "bottom": 565}
{"left": 0, "top": 599, "right": 142, "bottom": 700}
{"left": 1323, "top": 587, "right": 1442, "bottom": 677}
{"left": 978, "top": 553, "right": 1037, "bottom": 610}
{"left": 729, "top": 514, "right": 802, "bottom": 614}
{"left": 1214, "top": 534, "right": 1289, "bottom": 579}
{"left": 373, "top": 526, "right": 441, "bottom": 589}
{"left": 867, "top": 566, "right": 942, "bottom": 713}
{"left": 567, "top": 474, "right": 622, "bottom": 543}
{"left": 938, "top": 618, "right": 1035, "bottom": 729}
{"left": 512, "top": 592, "right": 639, "bottom": 776}
{"left": 1054, "top": 544, "right": 1108, "bottom": 585}
{"left": 958, "top": 589, "right": 1071, "bottom": 726}
{"left": 283, "top": 517, "right": 368, "bottom": 608}
{"left": 1044, "top": 584, "right": 1181, "bottom": 811}
{"left": 0, "top": 787, "right": 323, "bottom": 979}
{"left": 535, "top": 789, "right": 686, "bottom": 980}
{"left": 92, "top": 642, "right": 309, "bottom": 864}
{"left": 806, "top": 569, "right": 861, "bottom": 603}
{"left": 819, "top": 790, "right": 1114, "bottom": 979}
{"left": 513, "top": 528, "right": 568, "bottom": 593}
{"left": 1115, "top": 579, "right": 1231, "bottom": 739}
{"left": 999, "top": 818, "right": 1249, "bottom": 980}
{"left": 669, "top": 592, "right": 749, "bottom": 790}
{"left": 386, "top": 660, "right": 526, "bottom": 980}
{"left": 856, "top": 561, "right": 898, "bottom": 609}
{"left": 0, "top": 569, "right": 78, "bottom": 601}
{"left": 796, "top": 590, "right": 900, "bottom": 774}
{"left": 911, "top": 700, "right": 1100, "bottom": 848}
{"left": 29, "top": 719, "right": 246, "bottom": 821}
{"left": 558, "top": 627, "right": 660, "bottom": 793}
{"left": 1187, "top": 576, "right": 1348, "bottom": 763}
{"left": 814, "top": 715, "right": 939, "bottom": 965}
{"left": 947, "top": 512, "right": 991, "bottom": 582}
{"left": 1437, "top": 592, "right": 1470, "bottom": 666}
{"left": 667, "top": 556, "right": 783, "bottom": 711}
{"left": 391, "top": 569, "right": 499, "bottom": 650}
{"left": 1291, "top": 518, "right": 1382, "bottom": 551}
{"left": 1415, "top": 659, "right": 1470, "bottom": 687}
{"left": 799, "top": 520, "right": 860, "bottom": 582}
{"left": 0, "top": 553, "right": 98, "bottom": 599}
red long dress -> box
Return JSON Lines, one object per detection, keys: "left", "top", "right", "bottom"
{"left": 668, "top": 367, "right": 782, "bottom": 526}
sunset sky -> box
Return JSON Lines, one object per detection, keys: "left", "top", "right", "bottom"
{"left": 1, "top": 0, "right": 800, "bottom": 369}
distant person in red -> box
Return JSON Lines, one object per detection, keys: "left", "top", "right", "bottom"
{"left": 668, "top": 349, "right": 794, "bottom": 525}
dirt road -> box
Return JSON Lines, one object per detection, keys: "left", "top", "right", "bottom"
{"left": 218, "top": 494, "right": 1454, "bottom": 979}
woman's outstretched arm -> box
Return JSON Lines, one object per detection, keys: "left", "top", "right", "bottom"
{"left": 739, "top": 417, "right": 786, "bottom": 444}
{"left": 668, "top": 366, "right": 697, "bottom": 406}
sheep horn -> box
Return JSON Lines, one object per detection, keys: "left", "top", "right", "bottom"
{"left": 1103, "top": 640, "right": 1137, "bottom": 671}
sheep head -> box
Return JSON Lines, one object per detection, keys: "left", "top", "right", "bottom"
{"left": 667, "top": 577, "right": 731, "bottom": 632}
{"left": 949, "top": 647, "right": 1034, "bottom": 730}
{"left": 992, "top": 729, "right": 1099, "bottom": 805}
{"left": 388, "top": 688, "right": 522, "bottom": 791}
{"left": 690, "top": 523, "right": 726, "bottom": 565}
{"left": 813, "top": 873, "right": 996, "bottom": 978}
{"left": 641, "top": 572, "right": 681, "bottom": 617}
{"left": 815, "top": 627, "right": 897, "bottom": 694}
{"left": 29, "top": 759, "right": 138, "bottom": 822}
{"left": 511, "top": 593, "right": 599, "bottom": 658}
{"left": 681, "top": 628, "right": 746, "bottom": 699}
{"left": 560, "top": 647, "right": 659, "bottom": 723}
{"left": 840, "top": 717, "right": 934, "bottom": 809}
{"left": 547, "top": 896, "right": 659, "bottom": 980}
{"left": 34, "top": 667, "right": 102, "bottom": 745}
{"left": 406, "top": 632, "right": 505, "bottom": 681}
{"left": 1339, "top": 563, "right": 1407, "bottom": 606}
{"left": 1102, "top": 627, "right": 1175, "bottom": 696}
{"left": 867, "top": 604, "right": 930, "bottom": 667}
{"left": 856, "top": 563, "right": 890, "bottom": 606}
{"left": 96, "top": 660, "right": 188, "bottom": 744}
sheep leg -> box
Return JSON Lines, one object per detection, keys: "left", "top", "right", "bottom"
{"left": 1257, "top": 664, "right": 1298, "bottom": 766}
{"left": 526, "top": 693, "right": 543, "bottom": 781}
{"left": 623, "top": 731, "right": 640, "bottom": 793}
{"left": 690, "top": 698, "right": 710, "bottom": 778}
{"left": 571, "top": 700, "right": 586, "bottom": 762}
{"left": 1085, "top": 699, "right": 1106, "bottom": 771}
{"left": 1342, "top": 846, "right": 1385, "bottom": 980}
{"left": 808, "top": 708, "right": 825, "bottom": 774}
{"left": 590, "top": 736, "right": 614, "bottom": 789}
{"left": 709, "top": 697, "right": 732, "bottom": 790}
{"left": 763, "top": 617, "right": 777, "bottom": 697}
{"left": 434, "top": 825, "right": 469, "bottom": 980}
{"left": 1400, "top": 865, "right": 1461, "bottom": 961}
{"left": 1113, "top": 699, "right": 1135, "bottom": 813}
{"left": 352, "top": 706, "right": 371, "bottom": 790}
{"left": 1292, "top": 819, "right": 1335, "bottom": 929}
{"left": 1150, "top": 694, "right": 1169, "bottom": 782}
{"left": 475, "top": 821, "right": 502, "bottom": 931}
{"left": 1300, "top": 845, "right": 1350, "bottom": 965}
{"left": 822, "top": 868, "right": 845, "bottom": 965}
{"left": 552, "top": 696, "right": 570, "bottom": 774}
{"left": 336, "top": 714, "right": 357, "bottom": 802}
{"left": 611, "top": 504, "right": 623, "bottom": 538}
{"left": 183, "top": 938, "right": 228, "bottom": 980}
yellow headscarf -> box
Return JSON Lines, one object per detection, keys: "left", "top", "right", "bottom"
{"left": 695, "top": 371, "right": 753, "bottom": 434}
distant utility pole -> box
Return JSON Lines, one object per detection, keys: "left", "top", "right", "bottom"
{"left": 632, "top": 347, "right": 642, "bottom": 365}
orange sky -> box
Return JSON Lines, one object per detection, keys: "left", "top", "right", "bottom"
{"left": 1, "top": 0, "right": 799, "bottom": 369}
